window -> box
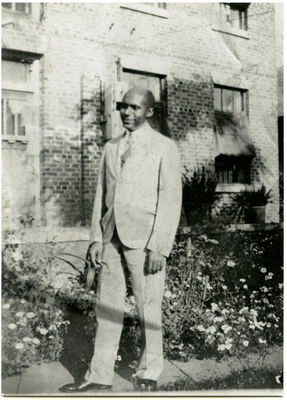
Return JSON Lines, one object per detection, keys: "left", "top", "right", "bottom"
{"left": 214, "top": 85, "right": 255, "bottom": 185}
{"left": 2, "top": 95, "right": 28, "bottom": 139}
{"left": 143, "top": 3, "right": 166, "bottom": 9}
{"left": 2, "top": 50, "right": 42, "bottom": 228}
{"left": 214, "top": 86, "right": 246, "bottom": 113}
{"left": 2, "top": 2, "right": 31, "bottom": 13}
{"left": 220, "top": 3, "right": 248, "bottom": 31}
{"left": 216, "top": 157, "right": 251, "bottom": 184}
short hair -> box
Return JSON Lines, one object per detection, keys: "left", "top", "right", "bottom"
{"left": 123, "top": 87, "right": 155, "bottom": 109}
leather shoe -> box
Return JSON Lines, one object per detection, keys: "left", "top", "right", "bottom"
{"left": 136, "top": 378, "right": 158, "bottom": 392}
{"left": 59, "top": 380, "right": 112, "bottom": 393}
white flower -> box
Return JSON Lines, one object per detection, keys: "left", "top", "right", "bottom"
{"left": 88, "top": 290, "right": 95, "bottom": 295}
{"left": 238, "top": 317, "right": 246, "bottom": 323}
{"left": 260, "top": 268, "right": 267, "bottom": 273}
{"left": 15, "top": 343, "right": 24, "bottom": 349}
{"left": 250, "top": 309, "right": 258, "bottom": 317}
{"left": 16, "top": 312, "right": 24, "bottom": 318}
{"left": 8, "top": 323, "right": 17, "bottom": 330}
{"left": 27, "top": 312, "right": 35, "bottom": 319}
{"left": 23, "top": 337, "right": 32, "bottom": 342}
{"left": 240, "top": 278, "right": 246, "bottom": 283}
{"left": 164, "top": 290, "right": 172, "bottom": 298}
{"left": 88, "top": 311, "right": 96, "bottom": 318}
{"left": 39, "top": 328, "right": 48, "bottom": 335}
{"left": 211, "top": 303, "right": 219, "bottom": 311}
{"left": 196, "top": 325, "right": 206, "bottom": 332}
{"left": 278, "top": 283, "right": 283, "bottom": 290}
{"left": 218, "top": 344, "right": 226, "bottom": 351}
{"left": 225, "top": 338, "right": 233, "bottom": 344}
{"left": 32, "top": 338, "right": 40, "bottom": 345}
{"left": 243, "top": 285, "right": 248, "bottom": 289}
{"left": 239, "top": 307, "right": 249, "bottom": 314}
{"left": 242, "top": 340, "right": 249, "bottom": 347}
{"left": 227, "top": 260, "right": 235, "bottom": 267}
{"left": 206, "top": 326, "right": 216, "bottom": 334}
{"left": 3, "top": 303, "right": 10, "bottom": 309}
{"left": 20, "top": 299, "right": 26, "bottom": 304}
{"left": 259, "top": 338, "right": 267, "bottom": 344}
{"left": 214, "top": 316, "right": 224, "bottom": 323}
{"left": 12, "top": 251, "right": 23, "bottom": 262}
{"left": 222, "top": 285, "right": 227, "bottom": 290}
{"left": 222, "top": 324, "right": 232, "bottom": 333}
{"left": 116, "top": 355, "right": 122, "bottom": 361}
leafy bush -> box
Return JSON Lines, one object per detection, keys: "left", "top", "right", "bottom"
{"left": 2, "top": 222, "right": 283, "bottom": 378}
{"left": 182, "top": 166, "right": 218, "bottom": 222}
{"left": 231, "top": 184, "right": 273, "bottom": 222}
{"left": 2, "top": 235, "right": 70, "bottom": 377}
{"left": 162, "top": 224, "right": 283, "bottom": 362}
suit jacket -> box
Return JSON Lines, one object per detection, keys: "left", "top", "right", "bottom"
{"left": 90, "top": 121, "right": 182, "bottom": 257}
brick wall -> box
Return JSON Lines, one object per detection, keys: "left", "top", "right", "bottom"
{"left": 2, "top": 2, "right": 280, "bottom": 227}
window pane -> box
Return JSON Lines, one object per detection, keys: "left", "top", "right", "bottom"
{"left": 230, "top": 9, "right": 240, "bottom": 29}
{"left": 3, "top": 99, "right": 26, "bottom": 136}
{"left": 5, "top": 100, "right": 15, "bottom": 136}
{"left": 15, "top": 2, "right": 31, "bottom": 13}
{"left": 214, "top": 87, "right": 221, "bottom": 110}
{"left": 17, "top": 113, "right": 25, "bottom": 136}
{"left": 2, "top": 61, "right": 28, "bottom": 83}
{"left": 2, "top": 3, "right": 12, "bottom": 9}
{"left": 222, "top": 89, "right": 234, "bottom": 112}
{"left": 233, "top": 91, "right": 242, "bottom": 113}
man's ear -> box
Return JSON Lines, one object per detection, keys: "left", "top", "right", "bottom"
{"left": 146, "top": 107, "right": 154, "bottom": 118}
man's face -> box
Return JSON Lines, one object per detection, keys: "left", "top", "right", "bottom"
{"left": 119, "top": 90, "right": 153, "bottom": 132}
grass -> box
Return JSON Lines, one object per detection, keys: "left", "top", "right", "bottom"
{"left": 160, "top": 367, "right": 283, "bottom": 391}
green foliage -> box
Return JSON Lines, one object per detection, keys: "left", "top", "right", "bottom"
{"left": 182, "top": 166, "right": 218, "bottom": 213}
{"left": 2, "top": 222, "right": 283, "bottom": 379}
{"left": 231, "top": 184, "right": 273, "bottom": 222}
{"left": 2, "top": 236, "right": 70, "bottom": 377}
{"left": 119, "top": 223, "right": 283, "bottom": 367}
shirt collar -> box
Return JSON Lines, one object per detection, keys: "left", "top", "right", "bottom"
{"left": 124, "top": 120, "right": 150, "bottom": 141}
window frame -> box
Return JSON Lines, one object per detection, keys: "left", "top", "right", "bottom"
{"left": 120, "top": 3, "right": 169, "bottom": 19}
{"left": 212, "top": 3, "right": 250, "bottom": 39}
{"left": 214, "top": 84, "right": 247, "bottom": 114}
{"left": 2, "top": 3, "right": 32, "bottom": 14}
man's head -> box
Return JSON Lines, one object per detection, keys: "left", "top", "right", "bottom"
{"left": 119, "top": 87, "right": 155, "bottom": 132}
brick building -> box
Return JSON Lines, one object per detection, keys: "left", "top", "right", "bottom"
{"left": 2, "top": 2, "right": 280, "bottom": 235}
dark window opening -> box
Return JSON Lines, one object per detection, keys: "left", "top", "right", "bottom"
{"left": 215, "top": 156, "right": 251, "bottom": 184}
{"left": 2, "top": 2, "right": 31, "bottom": 13}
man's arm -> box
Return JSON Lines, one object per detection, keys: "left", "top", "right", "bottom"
{"left": 146, "top": 140, "right": 182, "bottom": 269}
{"left": 89, "top": 146, "right": 107, "bottom": 244}
{"left": 88, "top": 146, "right": 107, "bottom": 267}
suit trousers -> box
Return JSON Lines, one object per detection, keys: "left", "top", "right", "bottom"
{"left": 84, "top": 230, "right": 166, "bottom": 385}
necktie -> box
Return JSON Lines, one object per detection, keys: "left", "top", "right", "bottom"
{"left": 120, "top": 133, "right": 132, "bottom": 168}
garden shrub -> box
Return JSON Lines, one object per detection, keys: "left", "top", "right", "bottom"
{"left": 2, "top": 234, "right": 70, "bottom": 377}
{"left": 2, "top": 222, "right": 283, "bottom": 378}
{"left": 161, "top": 223, "right": 283, "bottom": 362}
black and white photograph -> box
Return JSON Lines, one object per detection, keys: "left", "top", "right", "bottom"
{"left": 1, "top": 1, "right": 284, "bottom": 396}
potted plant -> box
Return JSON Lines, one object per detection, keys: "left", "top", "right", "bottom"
{"left": 232, "top": 184, "right": 273, "bottom": 223}
{"left": 182, "top": 166, "right": 218, "bottom": 225}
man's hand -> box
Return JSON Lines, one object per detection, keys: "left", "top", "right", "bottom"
{"left": 146, "top": 250, "right": 166, "bottom": 275}
{"left": 88, "top": 241, "right": 103, "bottom": 269}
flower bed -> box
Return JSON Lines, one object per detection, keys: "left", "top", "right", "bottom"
{"left": 2, "top": 224, "right": 283, "bottom": 377}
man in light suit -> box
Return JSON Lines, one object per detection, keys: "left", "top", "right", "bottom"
{"left": 62, "top": 87, "right": 182, "bottom": 393}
